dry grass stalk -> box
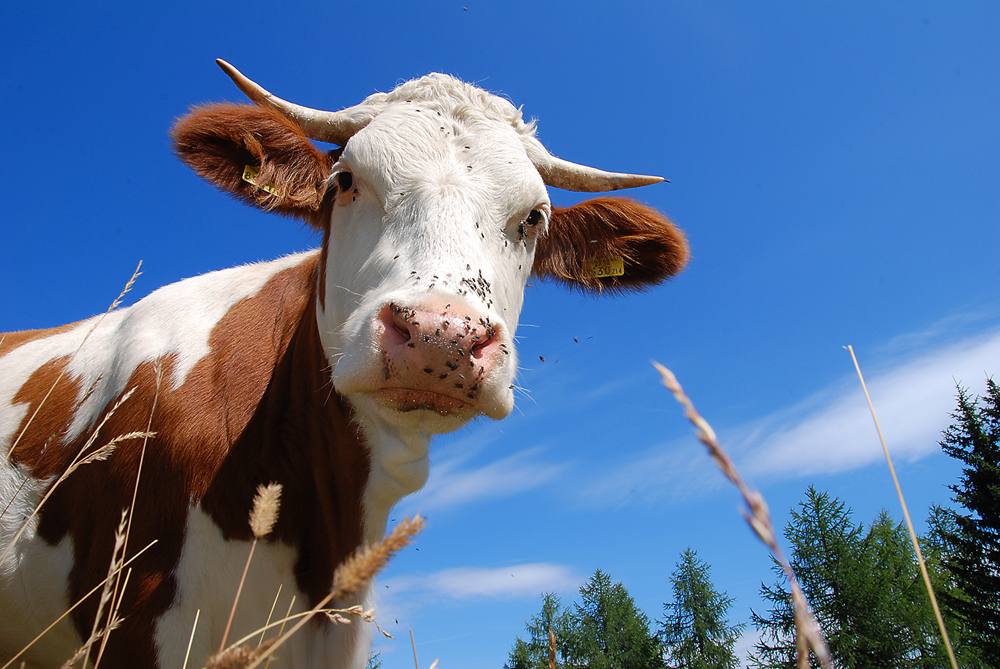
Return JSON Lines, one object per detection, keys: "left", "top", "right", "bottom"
{"left": 0, "top": 385, "right": 154, "bottom": 569}
{"left": 258, "top": 586, "right": 282, "bottom": 650}
{"left": 205, "top": 640, "right": 277, "bottom": 669}
{"left": 249, "top": 483, "right": 282, "bottom": 539}
{"left": 72, "top": 510, "right": 130, "bottom": 669}
{"left": 331, "top": 515, "right": 425, "bottom": 600}
{"left": 846, "top": 345, "right": 959, "bottom": 669}
{"left": 0, "top": 540, "right": 157, "bottom": 669}
{"left": 220, "top": 483, "right": 284, "bottom": 652}
{"left": 216, "top": 515, "right": 425, "bottom": 669}
{"left": 1, "top": 263, "right": 143, "bottom": 564}
{"left": 262, "top": 596, "right": 295, "bottom": 669}
{"left": 182, "top": 609, "right": 201, "bottom": 669}
{"left": 653, "top": 362, "right": 833, "bottom": 669}
{"left": 94, "top": 358, "right": 163, "bottom": 669}
{"left": 5, "top": 261, "right": 142, "bottom": 463}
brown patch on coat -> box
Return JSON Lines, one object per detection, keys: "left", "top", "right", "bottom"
{"left": 12, "top": 254, "right": 369, "bottom": 665}
{"left": 532, "top": 197, "right": 689, "bottom": 293}
{"left": 0, "top": 321, "right": 85, "bottom": 357}
{"left": 171, "top": 103, "right": 337, "bottom": 225}
{"left": 316, "top": 197, "right": 336, "bottom": 311}
{"left": 8, "top": 357, "right": 84, "bottom": 473}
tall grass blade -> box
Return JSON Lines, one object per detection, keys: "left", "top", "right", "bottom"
{"left": 846, "top": 345, "right": 959, "bottom": 669}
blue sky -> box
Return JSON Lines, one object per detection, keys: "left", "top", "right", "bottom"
{"left": 2, "top": 2, "right": 999, "bottom": 667}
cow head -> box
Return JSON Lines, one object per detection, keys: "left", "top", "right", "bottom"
{"left": 172, "top": 61, "right": 688, "bottom": 435}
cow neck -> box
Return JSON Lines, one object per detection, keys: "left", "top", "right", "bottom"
{"left": 198, "top": 262, "right": 371, "bottom": 608}
{"left": 356, "top": 416, "right": 432, "bottom": 545}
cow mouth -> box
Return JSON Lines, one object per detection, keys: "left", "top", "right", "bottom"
{"left": 375, "top": 388, "right": 476, "bottom": 416}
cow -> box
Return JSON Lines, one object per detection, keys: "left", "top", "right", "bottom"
{"left": 0, "top": 61, "right": 688, "bottom": 669}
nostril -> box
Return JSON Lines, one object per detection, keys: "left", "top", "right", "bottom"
{"left": 470, "top": 331, "right": 494, "bottom": 359}
{"left": 391, "top": 316, "right": 411, "bottom": 342}
{"left": 382, "top": 305, "right": 413, "bottom": 347}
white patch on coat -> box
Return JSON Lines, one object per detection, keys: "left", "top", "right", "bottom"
{"left": 0, "top": 252, "right": 315, "bottom": 452}
{"left": 0, "top": 469, "right": 80, "bottom": 667}
{"left": 155, "top": 507, "right": 371, "bottom": 669}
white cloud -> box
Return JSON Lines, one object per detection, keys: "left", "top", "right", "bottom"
{"left": 380, "top": 563, "right": 580, "bottom": 602}
{"left": 406, "top": 446, "right": 567, "bottom": 512}
{"left": 579, "top": 436, "right": 726, "bottom": 507}
{"left": 579, "top": 323, "right": 1000, "bottom": 502}
{"left": 740, "top": 327, "right": 1000, "bottom": 479}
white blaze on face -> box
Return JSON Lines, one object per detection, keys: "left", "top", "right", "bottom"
{"left": 317, "top": 99, "right": 550, "bottom": 434}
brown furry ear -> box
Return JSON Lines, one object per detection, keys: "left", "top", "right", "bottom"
{"left": 532, "top": 197, "right": 689, "bottom": 293}
{"left": 171, "top": 103, "right": 335, "bottom": 226}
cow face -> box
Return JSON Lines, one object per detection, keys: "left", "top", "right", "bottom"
{"left": 318, "top": 101, "right": 551, "bottom": 432}
{"left": 172, "top": 69, "right": 689, "bottom": 436}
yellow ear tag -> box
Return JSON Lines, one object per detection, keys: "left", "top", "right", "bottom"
{"left": 592, "top": 254, "right": 625, "bottom": 278}
{"left": 242, "top": 165, "right": 279, "bottom": 196}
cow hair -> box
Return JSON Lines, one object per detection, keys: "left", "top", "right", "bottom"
{"left": 171, "top": 103, "right": 336, "bottom": 225}
{"left": 347, "top": 73, "right": 537, "bottom": 139}
{"left": 533, "top": 197, "right": 689, "bottom": 292}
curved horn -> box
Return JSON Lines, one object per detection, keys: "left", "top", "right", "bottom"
{"left": 216, "top": 59, "right": 372, "bottom": 146}
{"left": 537, "top": 154, "right": 666, "bottom": 192}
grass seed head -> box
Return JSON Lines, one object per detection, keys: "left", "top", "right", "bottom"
{"left": 249, "top": 483, "right": 282, "bottom": 539}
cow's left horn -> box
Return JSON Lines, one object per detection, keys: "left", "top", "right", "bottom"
{"left": 536, "top": 154, "right": 666, "bottom": 192}
{"left": 216, "top": 59, "right": 372, "bottom": 146}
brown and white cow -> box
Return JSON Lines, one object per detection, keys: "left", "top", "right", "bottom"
{"left": 0, "top": 61, "right": 688, "bottom": 668}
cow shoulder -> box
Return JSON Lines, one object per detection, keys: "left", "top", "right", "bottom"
{"left": 171, "top": 103, "right": 336, "bottom": 226}
{"left": 532, "top": 196, "right": 689, "bottom": 292}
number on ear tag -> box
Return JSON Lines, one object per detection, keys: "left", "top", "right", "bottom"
{"left": 242, "top": 165, "right": 279, "bottom": 196}
{"left": 592, "top": 254, "right": 625, "bottom": 278}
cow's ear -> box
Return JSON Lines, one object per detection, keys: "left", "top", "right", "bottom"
{"left": 171, "top": 103, "right": 335, "bottom": 226}
{"left": 532, "top": 197, "right": 689, "bottom": 293}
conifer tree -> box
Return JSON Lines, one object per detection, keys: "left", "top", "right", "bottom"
{"left": 562, "top": 569, "right": 663, "bottom": 669}
{"left": 749, "top": 487, "right": 955, "bottom": 668}
{"left": 505, "top": 593, "right": 567, "bottom": 669}
{"left": 937, "top": 378, "right": 1000, "bottom": 664}
{"left": 659, "top": 549, "right": 743, "bottom": 669}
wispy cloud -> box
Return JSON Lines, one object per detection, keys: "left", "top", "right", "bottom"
{"left": 579, "top": 436, "right": 726, "bottom": 507}
{"left": 381, "top": 563, "right": 580, "bottom": 601}
{"left": 580, "top": 322, "right": 1000, "bottom": 502}
{"left": 405, "top": 445, "right": 567, "bottom": 512}
{"left": 739, "top": 327, "right": 1000, "bottom": 479}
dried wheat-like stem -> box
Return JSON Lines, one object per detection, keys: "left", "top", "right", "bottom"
{"left": 0, "top": 264, "right": 141, "bottom": 530}
{"left": 204, "top": 640, "right": 277, "bottom": 669}
{"left": 73, "top": 510, "right": 130, "bottom": 669}
{"left": 182, "top": 609, "right": 201, "bottom": 669}
{"left": 258, "top": 586, "right": 282, "bottom": 650}
{"left": 846, "top": 345, "right": 959, "bottom": 669}
{"left": 262, "top": 595, "right": 295, "bottom": 669}
{"left": 5, "top": 261, "right": 142, "bottom": 464}
{"left": 0, "top": 386, "right": 153, "bottom": 569}
{"left": 92, "top": 360, "right": 164, "bottom": 669}
{"left": 220, "top": 483, "right": 284, "bottom": 652}
{"left": 411, "top": 629, "right": 420, "bottom": 669}
{"left": 653, "top": 362, "right": 832, "bottom": 669}
{"left": 249, "top": 483, "right": 282, "bottom": 539}
{"left": 0, "top": 540, "right": 157, "bottom": 669}
{"left": 223, "top": 515, "right": 425, "bottom": 669}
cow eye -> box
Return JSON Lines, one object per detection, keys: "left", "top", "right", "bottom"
{"left": 525, "top": 209, "right": 542, "bottom": 227}
{"left": 336, "top": 171, "right": 354, "bottom": 192}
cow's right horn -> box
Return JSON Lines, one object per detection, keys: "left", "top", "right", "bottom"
{"left": 216, "top": 59, "right": 372, "bottom": 147}
{"left": 536, "top": 154, "right": 666, "bottom": 193}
